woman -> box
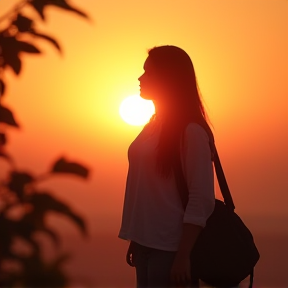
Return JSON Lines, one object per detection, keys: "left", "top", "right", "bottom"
{"left": 118, "top": 45, "right": 215, "bottom": 288}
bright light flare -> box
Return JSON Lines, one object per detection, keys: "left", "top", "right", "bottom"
{"left": 119, "top": 95, "right": 155, "bottom": 126}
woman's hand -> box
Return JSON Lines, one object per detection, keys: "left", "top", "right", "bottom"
{"left": 126, "top": 241, "right": 136, "bottom": 267}
{"left": 170, "top": 223, "right": 202, "bottom": 286}
{"left": 170, "top": 252, "right": 191, "bottom": 287}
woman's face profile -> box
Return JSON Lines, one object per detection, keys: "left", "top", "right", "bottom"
{"left": 138, "top": 56, "right": 165, "bottom": 101}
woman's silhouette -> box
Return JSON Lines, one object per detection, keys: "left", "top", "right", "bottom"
{"left": 119, "top": 45, "right": 216, "bottom": 288}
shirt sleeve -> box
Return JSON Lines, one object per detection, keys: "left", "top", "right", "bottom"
{"left": 181, "top": 123, "right": 215, "bottom": 227}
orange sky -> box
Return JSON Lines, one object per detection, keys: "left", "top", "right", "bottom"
{"left": 1, "top": 0, "right": 288, "bottom": 286}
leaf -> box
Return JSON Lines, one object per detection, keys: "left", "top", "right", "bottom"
{"left": 0, "top": 35, "right": 41, "bottom": 75}
{"left": 50, "top": 0, "right": 89, "bottom": 19}
{"left": 28, "top": 1, "right": 46, "bottom": 20}
{"left": 0, "top": 79, "right": 5, "bottom": 97}
{"left": 51, "top": 157, "right": 89, "bottom": 178}
{"left": 14, "top": 220, "right": 40, "bottom": 252}
{"left": 0, "top": 133, "right": 6, "bottom": 145}
{"left": 27, "top": 192, "right": 87, "bottom": 236}
{"left": 0, "top": 151, "right": 12, "bottom": 162}
{"left": 17, "top": 41, "right": 41, "bottom": 54}
{"left": 7, "top": 171, "right": 34, "bottom": 199}
{"left": 12, "top": 14, "right": 34, "bottom": 33}
{"left": 17, "top": 204, "right": 60, "bottom": 247}
{"left": 17, "top": 215, "right": 60, "bottom": 248}
{"left": 0, "top": 216, "right": 39, "bottom": 258}
{"left": 9, "top": 54, "right": 21, "bottom": 75}
{"left": 0, "top": 145, "right": 13, "bottom": 165}
{"left": 29, "top": 0, "right": 89, "bottom": 21}
{"left": 64, "top": 210, "right": 87, "bottom": 235}
{"left": 30, "top": 31, "right": 62, "bottom": 53}
{"left": 0, "top": 35, "right": 21, "bottom": 75}
{"left": 0, "top": 105, "right": 20, "bottom": 127}
{"left": 40, "top": 227, "right": 60, "bottom": 247}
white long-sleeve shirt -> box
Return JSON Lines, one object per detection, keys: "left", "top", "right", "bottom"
{"left": 118, "top": 122, "right": 215, "bottom": 251}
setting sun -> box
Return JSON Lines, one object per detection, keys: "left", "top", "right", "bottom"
{"left": 119, "top": 95, "right": 155, "bottom": 126}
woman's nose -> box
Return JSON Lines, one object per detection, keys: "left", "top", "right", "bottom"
{"left": 138, "top": 74, "right": 144, "bottom": 82}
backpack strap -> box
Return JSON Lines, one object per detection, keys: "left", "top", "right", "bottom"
{"left": 174, "top": 136, "right": 235, "bottom": 211}
{"left": 212, "top": 145, "right": 235, "bottom": 211}
{"left": 249, "top": 269, "right": 254, "bottom": 288}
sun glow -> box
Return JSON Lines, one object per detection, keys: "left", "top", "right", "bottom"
{"left": 119, "top": 95, "right": 155, "bottom": 126}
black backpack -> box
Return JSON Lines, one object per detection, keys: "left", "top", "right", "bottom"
{"left": 173, "top": 142, "right": 260, "bottom": 288}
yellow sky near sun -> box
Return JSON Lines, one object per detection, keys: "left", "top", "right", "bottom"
{"left": 0, "top": 0, "right": 288, "bottom": 234}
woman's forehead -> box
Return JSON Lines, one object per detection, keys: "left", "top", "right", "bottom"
{"left": 143, "top": 56, "right": 157, "bottom": 72}
{"left": 143, "top": 57, "right": 151, "bottom": 70}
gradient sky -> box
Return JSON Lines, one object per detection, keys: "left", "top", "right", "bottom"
{"left": 1, "top": 0, "right": 287, "bottom": 285}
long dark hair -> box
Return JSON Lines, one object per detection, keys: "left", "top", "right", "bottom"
{"left": 147, "top": 46, "right": 214, "bottom": 177}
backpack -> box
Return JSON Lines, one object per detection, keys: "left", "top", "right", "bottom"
{"left": 173, "top": 141, "right": 260, "bottom": 288}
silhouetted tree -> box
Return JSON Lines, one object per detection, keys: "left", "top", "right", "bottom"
{"left": 0, "top": 1, "right": 90, "bottom": 287}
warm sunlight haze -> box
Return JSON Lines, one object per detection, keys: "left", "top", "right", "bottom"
{"left": 119, "top": 95, "right": 155, "bottom": 126}
{"left": 0, "top": 0, "right": 287, "bottom": 287}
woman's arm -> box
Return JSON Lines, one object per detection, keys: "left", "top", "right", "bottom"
{"left": 170, "top": 123, "right": 214, "bottom": 285}
{"left": 170, "top": 223, "right": 202, "bottom": 285}
{"left": 177, "top": 223, "right": 203, "bottom": 255}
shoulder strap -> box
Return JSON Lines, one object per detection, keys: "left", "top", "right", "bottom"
{"left": 173, "top": 141, "right": 235, "bottom": 211}
{"left": 213, "top": 145, "right": 235, "bottom": 211}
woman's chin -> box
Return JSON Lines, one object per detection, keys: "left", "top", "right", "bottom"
{"left": 140, "top": 92, "right": 152, "bottom": 101}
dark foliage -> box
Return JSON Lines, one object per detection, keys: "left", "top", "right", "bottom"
{"left": 52, "top": 157, "right": 89, "bottom": 178}
{"left": 0, "top": 155, "right": 89, "bottom": 287}
{"left": 0, "top": 105, "right": 19, "bottom": 127}
{"left": 0, "top": 1, "right": 90, "bottom": 287}
{"left": 0, "top": 133, "right": 6, "bottom": 145}
{"left": 0, "top": 32, "right": 41, "bottom": 75}
{"left": 0, "top": 79, "right": 5, "bottom": 98}
{"left": 28, "top": 0, "right": 89, "bottom": 21}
